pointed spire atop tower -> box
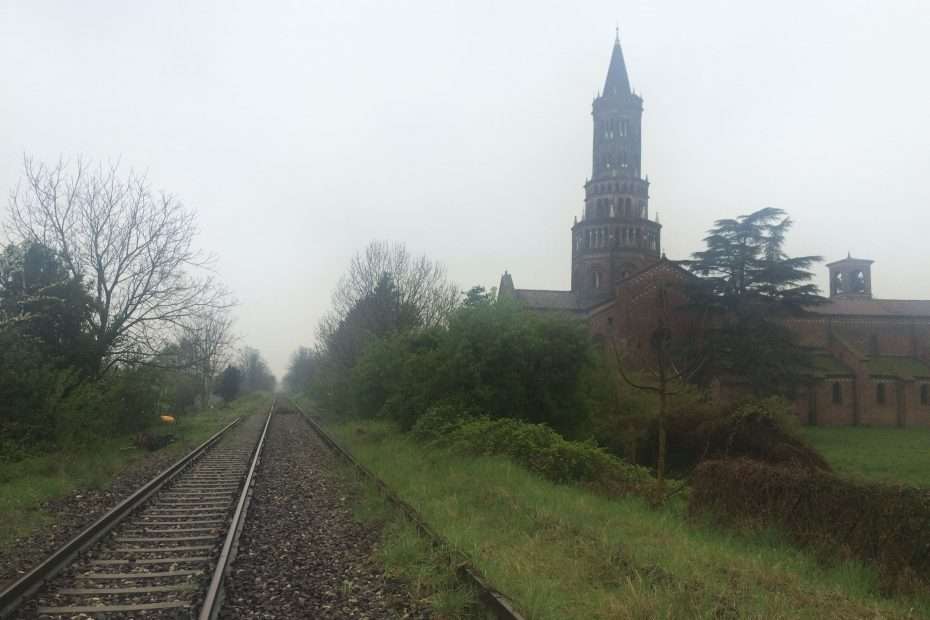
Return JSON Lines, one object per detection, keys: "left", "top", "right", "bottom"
{"left": 603, "top": 31, "right": 631, "bottom": 98}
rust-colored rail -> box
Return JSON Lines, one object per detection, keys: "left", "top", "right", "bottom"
{"left": 198, "top": 399, "right": 275, "bottom": 620}
{"left": 0, "top": 416, "right": 242, "bottom": 619}
{"left": 288, "top": 399, "right": 526, "bottom": 620}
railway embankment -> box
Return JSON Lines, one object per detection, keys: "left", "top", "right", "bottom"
{"left": 328, "top": 417, "right": 930, "bottom": 620}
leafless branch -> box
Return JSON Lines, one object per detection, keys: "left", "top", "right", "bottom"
{"left": 7, "top": 156, "right": 228, "bottom": 375}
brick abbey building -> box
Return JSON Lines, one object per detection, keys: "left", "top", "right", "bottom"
{"left": 499, "top": 35, "right": 930, "bottom": 427}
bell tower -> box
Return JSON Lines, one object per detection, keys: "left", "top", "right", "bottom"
{"left": 827, "top": 255, "right": 874, "bottom": 299}
{"left": 571, "top": 32, "right": 661, "bottom": 302}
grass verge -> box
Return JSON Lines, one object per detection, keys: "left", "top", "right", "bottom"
{"left": 0, "top": 393, "right": 272, "bottom": 548}
{"left": 340, "top": 466, "right": 484, "bottom": 618}
{"left": 802, "top": 426, "right": 930, "bottom": 487}
{"left": 329, "top": 419, "right": 930, "bottom": 620}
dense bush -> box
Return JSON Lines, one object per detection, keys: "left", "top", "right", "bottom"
{"left": 0, "top": 334, "right": 189, "bottom": 461}
{"left": 690, "top": 458, "right": 930, "bottom": 592}
{"left": 409, "top": 403, "right": 475, "bottom": 442}
{"left": 0, "top": 332, "right": 71, "bottom": 460}
{"left": 414, "top": 411, "right": 652, "bottom": 496}
{"left": 636, "top": 397, "right": 830, "bottom": 474}
{"left": 343, "top": 301, "right": 595, "bottom": 435}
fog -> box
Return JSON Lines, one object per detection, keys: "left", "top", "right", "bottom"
{"left": 2, "top": 1, "right": 929, "bottom": 378}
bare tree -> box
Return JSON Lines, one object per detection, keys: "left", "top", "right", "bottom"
{"left": 183, "top": 309, "right": 236, "bottom": 408}
{"left": 238, "top": 347, "right": 276, "bottom": 393}
{"left": 7, "top": 157, "right": 228, "bottom": 375}
{"left": 610, "top": 282, "right": 705, "bottom": 503}
{"left": 331, "top": 240, "right": 459, "bottom": 329}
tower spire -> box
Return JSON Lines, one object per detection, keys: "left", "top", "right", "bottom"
{"left": 603, "top": 32, "right": 631, "bottom": 97}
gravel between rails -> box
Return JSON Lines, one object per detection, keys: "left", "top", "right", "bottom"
{"left": 11, "top": 414, "right": 269, "bottom": 619}
{"left": 220, "top": 412, "right": 431, "bottom": 620}
{"left": 0, "top": 443, "right": 209, "bottom": 591}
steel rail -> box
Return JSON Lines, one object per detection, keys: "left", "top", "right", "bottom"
{"left": 0, "top": 416, "right": 242, "bottom": 619}
{"left": 198, "top": 399, "right": 275, "bottom": 620}
{"left": 288, "top": 399, "right": 526, "bottom": 620}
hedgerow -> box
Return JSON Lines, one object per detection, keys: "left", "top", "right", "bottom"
{"left": 689, "top": 458, "right": 930, "bottom": 592}
{"left": 636, "top": 397, "right": 830, "bottom": 474}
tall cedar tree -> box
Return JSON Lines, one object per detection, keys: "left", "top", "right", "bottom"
{"left": 215, "top": 366, "right": 242, "bottom": 403}
{"left": 687, "top": 208, "right": 824, "bottom": 396}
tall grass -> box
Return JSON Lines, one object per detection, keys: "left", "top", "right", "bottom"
{"left": 346, "top": 468, "right": 482, "bottom": 618}
{"left": 331, "top": 420, "right": 930, "bottom": 620}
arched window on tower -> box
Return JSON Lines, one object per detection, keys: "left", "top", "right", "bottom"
{"left": 832, "top": 382, "right": 842, "bottom": 404}
{"left": 876, "top": 383, "right": 886, "bottom": 404}
{"left": 592, "top": 270, "right": 602, "bottom": 289}
{"left": 852, "top": 270, "right": 866, "bottom": 293}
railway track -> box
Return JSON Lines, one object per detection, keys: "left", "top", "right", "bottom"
{"left": 1, "top": 401, "right": 274, "bottom": 619}
{"left": 287, "top": 400, "right": 526, "bottom": 620}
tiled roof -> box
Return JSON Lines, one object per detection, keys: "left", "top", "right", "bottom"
{"left": 805, "top": 299, "right": 930, "bottom": 317}
{"left": 809, "top": 352, "right": 853, "bottom": 378}
{"left": 512, "top": 289, "right": 581, "bottom": 312}
{"left": 864, "top": 356, "right": 930, "bottom": 379}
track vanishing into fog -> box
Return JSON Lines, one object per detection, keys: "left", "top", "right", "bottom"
{"left": 0, "top": 400, "right": 520, "bottom": 619}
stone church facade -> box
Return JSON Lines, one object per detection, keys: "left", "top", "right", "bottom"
{"left": 499, "top": 36, "right": 930, "bottom": 427}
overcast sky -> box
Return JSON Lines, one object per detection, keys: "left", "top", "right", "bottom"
{"left": 2, "top": 1, "right": 929, "bottom": 378}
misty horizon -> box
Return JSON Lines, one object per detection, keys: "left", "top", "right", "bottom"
{"left": 3, "top": 1, "right": 929, "bottom": 378}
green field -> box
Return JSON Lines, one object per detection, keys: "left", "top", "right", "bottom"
{"left": 329, "top": 419, "right": 929, "bottom": 620}
{"left": 0, "top": 393, "right": 271, "bottom": 548}
{"left": 802, "top": 426, "right": 930, "bottom": 487}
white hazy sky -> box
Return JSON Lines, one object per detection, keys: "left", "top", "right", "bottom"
{"left": 2, "top": 1, "right": 929, "bottom": 379}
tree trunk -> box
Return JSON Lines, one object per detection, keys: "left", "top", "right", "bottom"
{"left": 656, "top": 352, "right": 668, "bottom": 503}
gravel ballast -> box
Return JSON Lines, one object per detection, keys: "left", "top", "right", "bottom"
{"left": 220, "top": 411, "right": 430, "bottom": 619}
{"left": 0, "top": 442, "right": 207, "bottom": 591}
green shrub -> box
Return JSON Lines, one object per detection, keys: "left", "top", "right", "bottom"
{"left": 690, "top": 458, "right": 930, "bottom": 592}
{"left": 48, "top": 367, "right": 165, "bottom": 451}
{"left": 582, "top": 358, "right": 657, "bottom": 460}
{"left": 426, "top": 416, "right": 652, "bottom": 495}
{"left": 341, "top": 302, "right": 596, "bottom": 435}
{"left": 410, "top": 403, "right": 476, "bottom": 442}
{"left": 638, "top": 397, "right": 830, "bottom": 474}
